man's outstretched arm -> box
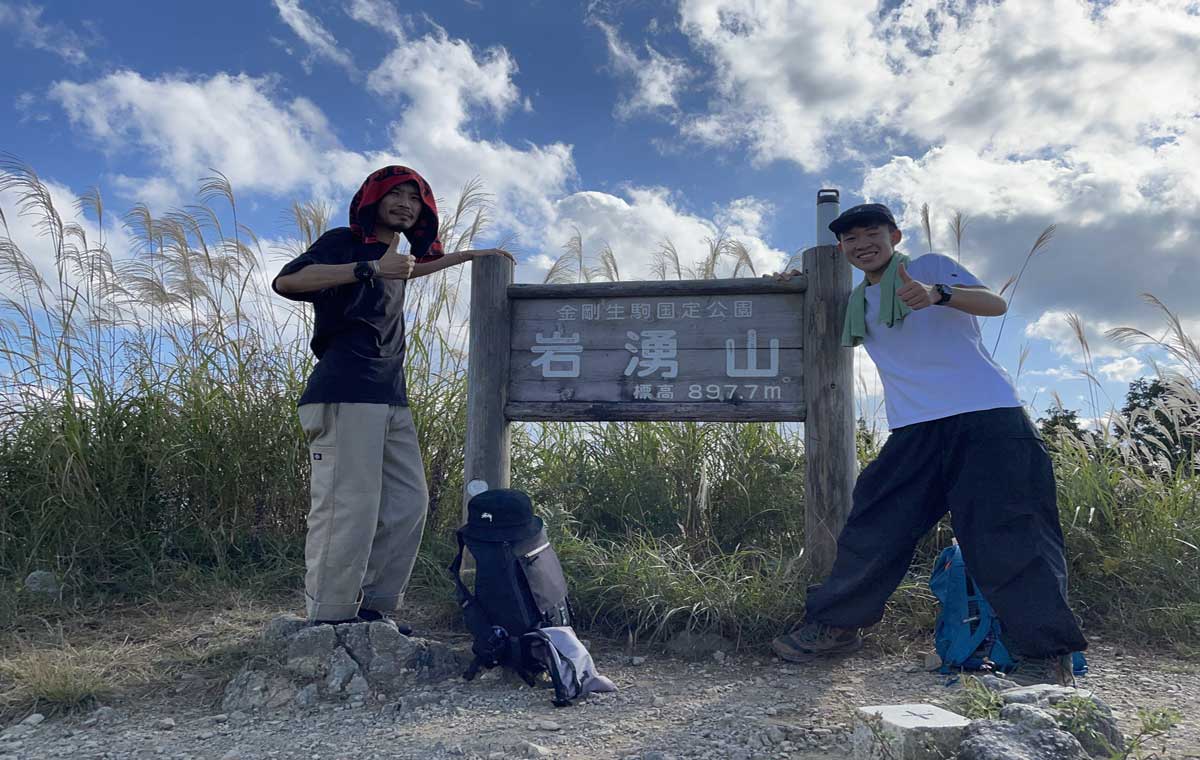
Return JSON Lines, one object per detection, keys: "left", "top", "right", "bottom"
{"left": 410, "top": 248, "right": 515, "bottom": 278}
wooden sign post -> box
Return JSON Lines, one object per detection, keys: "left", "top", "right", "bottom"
{"left": 464, "top": 190, "right": 855, "bottom": 578}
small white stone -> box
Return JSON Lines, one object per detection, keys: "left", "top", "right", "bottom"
{"left": 20, "top": 714, "right": 44, "bottom": 726}
{"left": 852, "top": 704, "right": 970, "bottom": 760}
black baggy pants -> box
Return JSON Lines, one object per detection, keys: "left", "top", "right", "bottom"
{"left": 805, "top": 406, "right": 1088, "bottom": 658}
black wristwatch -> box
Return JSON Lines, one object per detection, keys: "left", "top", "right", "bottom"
{"left": 934, "top": 283, "right": 953, "bottom": 305}
{"left": 353, "top": 261, "right": 375, "bottom": 283}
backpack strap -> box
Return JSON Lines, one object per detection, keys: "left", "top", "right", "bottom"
{"left": 449, "top": 531, "right": 509, "bottom": 676}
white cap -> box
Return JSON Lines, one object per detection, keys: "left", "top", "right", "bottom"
{"left": 465, "top": 479, "right": 489, "bottom": 498}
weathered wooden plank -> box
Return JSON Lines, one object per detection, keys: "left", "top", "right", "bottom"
{"left": 511, "top": 293, "right": 805, "bottom": 350}
{"left": 508, "top": 276, "right": 807, "bottom": 300}
{"left": 802, "top": 243, "right": 857, "bottom": 578}
{"left": 464, "top": 255, "right": 513, "bottom": 520}
{"left": 505, "top": 401, "right": 807, "bottom": 422}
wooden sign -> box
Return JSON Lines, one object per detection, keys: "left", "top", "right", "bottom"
{"left": 464, "top": 188, "right": 856, "bottom": 578}
{"left": 505, "top": 280, "right": 806, "bottom": 421}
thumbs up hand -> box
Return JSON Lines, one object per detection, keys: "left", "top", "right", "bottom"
{"left": 895, "top": 263, "right": 936, "bottom": 310}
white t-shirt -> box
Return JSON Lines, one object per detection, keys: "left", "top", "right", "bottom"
{"left": 862, "top": 253, "right": 1021, "bottom": 430}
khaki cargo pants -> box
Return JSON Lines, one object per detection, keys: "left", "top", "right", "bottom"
{"left": 298, "top": 403, "right": 428, "bottom": 622}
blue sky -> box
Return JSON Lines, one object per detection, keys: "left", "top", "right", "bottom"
{"left": 3, "top": 0, "right": 1199, "bottom": 429}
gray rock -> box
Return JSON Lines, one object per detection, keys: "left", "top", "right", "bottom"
{"left": 335, "top": 621, "right": 376, "bottom": 670}
{"left": 23, "top": 570, "right": 59, "bottom": 597}
{"left": 1000, "top": 704, "right": 1059, "bottom": 730}
{"left": 408, "top": 638, "right": 470, "bottom": 681}
{"left": 999, "top": 684, "right": 1085, "bottom": 706}
{"left": 324, "top": 646, "right": 361, "bottom": 694}
{"left": 345, "top": 673, "right": 370, "bottom": 696}
{"left": 365, "top": 622, "right": 419, "bottom": 686}
{"left": 294, "top": 684, "right": 319, "bottom": 709}
{"left": 1048, "top": 698, "right": 1125, "bottom": 758}
{"left": 513, "top": 740, "right": 553, "bottom": 758}
{"left": 221, "top": 669, "right": 298, "bottom": 712}
{"left": 262, "top": 615, "right": 306, "bottom": 644}
{"left": 999, "top": 684, "right": 1124, "bottom": 757}
{"left": 981, "top": 675, "right": 1020, "bottom": 692}
{"left": 958, "top": 719, "right": 1087, "bottom": 760}
{"left": 665, "top": 630, "right": 732, "bottom": 660}
{"left": 285, "top": 624, "right": 337, "bottom": 678}
{"left": 19, "top": 713, "right": 44, "bottom": 726}
{"left": 155, "top": 718, "right": 175, "bottom": 730}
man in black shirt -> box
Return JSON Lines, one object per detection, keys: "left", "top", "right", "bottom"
{"left": 274, "top": 165, "right": 512, "bottom": 625}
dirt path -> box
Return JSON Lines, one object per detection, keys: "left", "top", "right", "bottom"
{"left": 1, "top": 600, "right": 1197, "bottom": 759}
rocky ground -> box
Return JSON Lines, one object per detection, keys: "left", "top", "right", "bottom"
{"left": 1, "top": 599, "right": 1197, "bottom": 760}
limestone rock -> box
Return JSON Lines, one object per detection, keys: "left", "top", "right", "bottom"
{"left": 324, "top": 646, "right": 361, "bottom": 694}
{"left": 23, "top": 571, "right": 59, "bottom": 597}
{"left": 262, "top": 614, "right": 306, "bottom": 644}
{"left": 852, "top": 703, "right": 970, "bottom": 759}
{"left": 285, "top": 624, "right": 336, "bottom": 678}
{"left": 998, "top": 684, "right": 1124, "bottom": 757}
{"left": 957, "top": 719, "right": 1087, "bottom": 760}
{"left": 1000, "top": 704, "right": 1058, "bottom": 731}
{"left": 221, "top": 669, "right": 298, "bottom": 712}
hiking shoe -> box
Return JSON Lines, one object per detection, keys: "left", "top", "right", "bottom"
{"left": 771, "top": 622, "right": 863, "bottom": 663}
{"left": 357, "top": 608, "right": 413, "bottom": 636}
{"left": 1008, "top": 654, "right": 1075, "bottom": 687}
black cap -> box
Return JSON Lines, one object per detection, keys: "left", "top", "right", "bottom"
{"left": 462, "top": 488, "right": 544, "bottom": 542}
{"left": 828, "top": 203, "right": 897, "bottom": 236}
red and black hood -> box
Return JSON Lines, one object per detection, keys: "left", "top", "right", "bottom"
{"left": 348, "top": 165, "right": 444, "bottom": 260}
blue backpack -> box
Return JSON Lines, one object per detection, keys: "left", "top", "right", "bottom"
{"left": 929, "top": 543, "right": 1086, "bottom": 675}
{"left": 929, "top": 543, "right": 1015, "bottom": 673}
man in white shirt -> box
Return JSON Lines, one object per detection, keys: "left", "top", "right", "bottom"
{"left": 770, "top": 203, "right": 1087, "bottom": 686}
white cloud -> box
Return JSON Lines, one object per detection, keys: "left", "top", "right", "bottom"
{"left": 677, "top": 0, "right": 1200, "bottom": 177}
{"left": 346, "top": 0, "right": 405, "bottom": 40}
{"left": 0, "top": 175, "right": 135, "bottom": 303}
{"left": 1023, "top": 310, "right": 1127, "bottom": 361}
{"left": 671, "top": 0, "right": 1200, "bottom": 335}
{"left": 272, "top": 0, "right": 355, "bottom": 73}
{"left": 593, "top": 19, "right": 691, "bottom": 117}
{"left": 0, "top": 2, "right": 95, "bottom": 64}
{"left": 678, "top": 0, "right": 894, "bottom": 169}
{"left": 41, "top": 13, "right": 785, "bottom": 292}
{"left": 1026, "top": 366, "right": 1082, "bottom": 381}
{"left": 364, "top": 25, "right": 575, "bottom": 240}
{"left": 540, "top": 186, "right": 786, "bottom": 282}
{"left": 1098, "top": 357, "right": 1147, "bottom": 384}
{"left": 50, "top": 72, "right": 346, "bottom": 200}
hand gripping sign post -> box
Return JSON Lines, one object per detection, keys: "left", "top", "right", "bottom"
{"left": 464, "top": 190, "right": 855, "bottom": 577}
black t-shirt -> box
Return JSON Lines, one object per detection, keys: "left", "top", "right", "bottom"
{"left": 273, "top": 227, "right": 413, "bottom": 406}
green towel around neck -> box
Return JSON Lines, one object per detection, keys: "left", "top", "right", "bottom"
{"left": 841, "top": 252, "right": 912, "bottom": 348}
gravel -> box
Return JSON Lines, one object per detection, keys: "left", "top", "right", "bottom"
{"left": 1, "top": 623, "right": 1197, "bottom": 759}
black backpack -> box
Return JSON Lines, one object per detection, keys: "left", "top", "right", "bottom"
{"left": 449, "top": 489, "right": 573, "bottom": 688}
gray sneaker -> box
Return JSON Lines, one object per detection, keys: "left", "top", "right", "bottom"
{"left": 771, "top": 622, "right": 863, "bottom": 663}
{"left": 1008, "top": 654, "right": 1075, "bottom": 687}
